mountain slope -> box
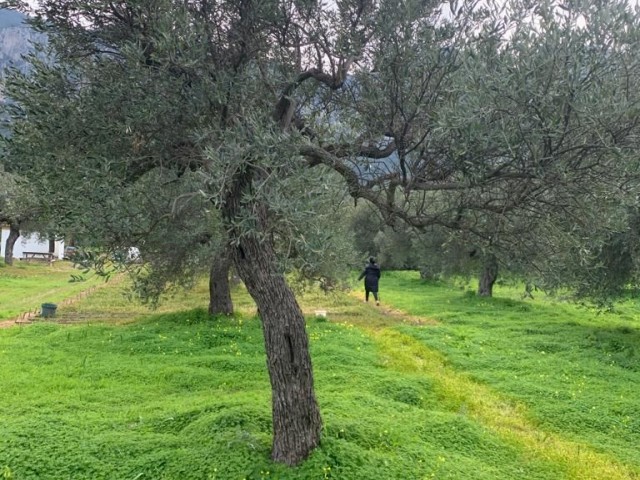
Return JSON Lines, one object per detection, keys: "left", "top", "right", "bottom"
{"left": 0, "top": 9, "right": 44, "bottom": 107}
{"left": 0, "top": 8, "right": 23, "bottom": 29}
{"left": 0, "top": 9, "right": 43, "bottom": 75}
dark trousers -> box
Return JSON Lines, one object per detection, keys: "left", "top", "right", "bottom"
{"left": 365, "top": 288, "right": 379, "bottom": 302}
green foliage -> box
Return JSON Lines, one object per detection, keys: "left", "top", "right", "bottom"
{"left": 3, "top": 0, "right": 640, "bottom": 467}
{"left": 350, "top": 202, "right": 419, "bottom": 270}
{"left": 424, "top": 0, "right": 640, "bottom": 297}
{"left": 283, "top": 180, "right": 359, "bottom": 292}
{"left": 349, "top": 203, "right": 382, "bottom": 259}
{"left": 0, "top": 164, "right": 39, "bottom": 231}
{"left": 532, "top": 207, "right": 640, "bottom": 304}
{"left": 1, "top": 1, "right": 359, "bottom": 302}
{"left": 1, "top": 466, "right": 13, "bottom": 480}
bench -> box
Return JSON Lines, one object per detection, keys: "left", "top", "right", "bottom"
{"left": 22, "top": 252, "right": 55, "bottom": 264}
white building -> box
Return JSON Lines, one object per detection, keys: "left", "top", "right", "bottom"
{"left": 0, "top": 226, "right": 65, "bottom": 260}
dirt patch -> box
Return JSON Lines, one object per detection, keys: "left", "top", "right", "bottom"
{"left": 0, "top": 319, "right": 30, "bottom": 329}
{"left": 301, "top": 291, "right": 438, "bottom": 330}
{"left": 373, "top": 302, "right": 439, "bottom": 326}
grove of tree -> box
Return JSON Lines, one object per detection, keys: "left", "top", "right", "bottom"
{"left": 3, "top": 0, "right": 640, "bottom": 465}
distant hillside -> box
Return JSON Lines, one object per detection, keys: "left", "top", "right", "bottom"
{"left": 0, "top": 8, "right": 23, "bottom": 29}
{"left": 0, "top": 27, "right": 37, "bottom": 72}
{"left": 0, "top": 9, "right": 43, "bottom": 75}
{"left": 0, "top": 9, "right": 44, "bottom": 106}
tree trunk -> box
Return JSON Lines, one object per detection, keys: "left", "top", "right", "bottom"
{"left": 4, "top": 222, "right": 20, "bottom": 266}
{"left": 232, "top": 234, "right": 322, "bottom": 465}
{"left": 208, "top": 248, "right": 234, "bottom": 316}
{"left": 478, "top": 253, "right": 498, "bottom": 297}
{"left": 223, "top": 166, "right": 321, "bottom": 465}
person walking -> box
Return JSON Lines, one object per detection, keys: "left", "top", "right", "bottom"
{"left": 358, "top": 257, "right": 381, "bottom": 305}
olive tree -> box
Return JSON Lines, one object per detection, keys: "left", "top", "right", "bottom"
{"left": 0, "top": 164, "right": 40, "bottom": 265}
{"left": 0, "top": 166, "right": 22, "bottom": 264}
{"left": 337, "top": 0, "right": 640, "bottom": 297}
{"left": 2, "top": 0, "right": 359, "bottom": 463}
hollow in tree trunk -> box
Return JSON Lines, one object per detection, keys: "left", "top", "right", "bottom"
{"left": 4, "top": 222, "right": 20, "bottom": 266}
{"left": 208, "top": 248, "right": 233, "bottom": 316}
{"left": 232, "top": 233, "right": 322, "bottom": 465}
{"left": 478, "top": 253, "right": 498, "bottom": 297}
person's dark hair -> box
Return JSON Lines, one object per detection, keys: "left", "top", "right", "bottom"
{"left": 369, "top": 257, "right": 376, "bottom": 264}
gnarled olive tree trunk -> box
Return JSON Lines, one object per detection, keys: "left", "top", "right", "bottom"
{"left": 4, "top": 222, "right": 20, "bottom": 266}
{"left": 208, "top": 248, "right": 233, "bottom": 316}
{"left": 223, "top": 170, "right": 321, "bottom": 465}
{"left": 478, "top": 253, "right": 498, "bottom": 297}
{"left": 231, "top": 233, "right": 322, "bottom": 465}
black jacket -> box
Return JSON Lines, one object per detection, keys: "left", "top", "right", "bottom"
{"left": 358, "top": 263, "right": 381, "bottom": 289}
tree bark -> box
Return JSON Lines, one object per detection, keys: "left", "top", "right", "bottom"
{"left": 222, "top": 164, "right": 322, "bottom": 465}
{"left": 208, "top": 248, "right": 234, "bottom": 316}
{"left": 478, "top": 253, "right": 498, "bottom": 297}
{"left": 4, "top": 222, "right": 20, "bottom": 266}
{"left": 232, "top": 233, "right": 322, "bottom": 465}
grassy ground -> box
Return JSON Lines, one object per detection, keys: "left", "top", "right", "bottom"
{"left": 0, "top": 265, "right": 638, "bottom": 479}
{"left": 0, "top": 261, "right": 102, "bottom": 320}
{"left": 377, "top": 272, "right": 640, "bottom": 479}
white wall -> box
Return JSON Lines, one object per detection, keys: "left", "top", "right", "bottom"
{"left": 0, "top": 227, "right": 65, "bottom": 260}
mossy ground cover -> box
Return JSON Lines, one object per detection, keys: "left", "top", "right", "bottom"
{"left": 0, "top": 265, "right": 638, "bottom": 479}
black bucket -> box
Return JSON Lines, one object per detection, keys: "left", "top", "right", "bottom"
{"left": 41, "top": 303, "right": 58, "bottom": 318}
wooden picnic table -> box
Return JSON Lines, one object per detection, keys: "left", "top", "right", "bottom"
{"left": 22, "top": 251, "right": 55, "bottom": 263}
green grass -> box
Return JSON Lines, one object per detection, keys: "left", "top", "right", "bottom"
{"left": 380, "top": 271, "right": 640, "bottom": 475}
{"left": 0, "top": 313, "right": 566, "bottom": 480}
{"left": 0, "top": 266, "right": 638, "bottom": 479}
{"left": 0, "top": 262, "right": 101, "bottom": 320}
